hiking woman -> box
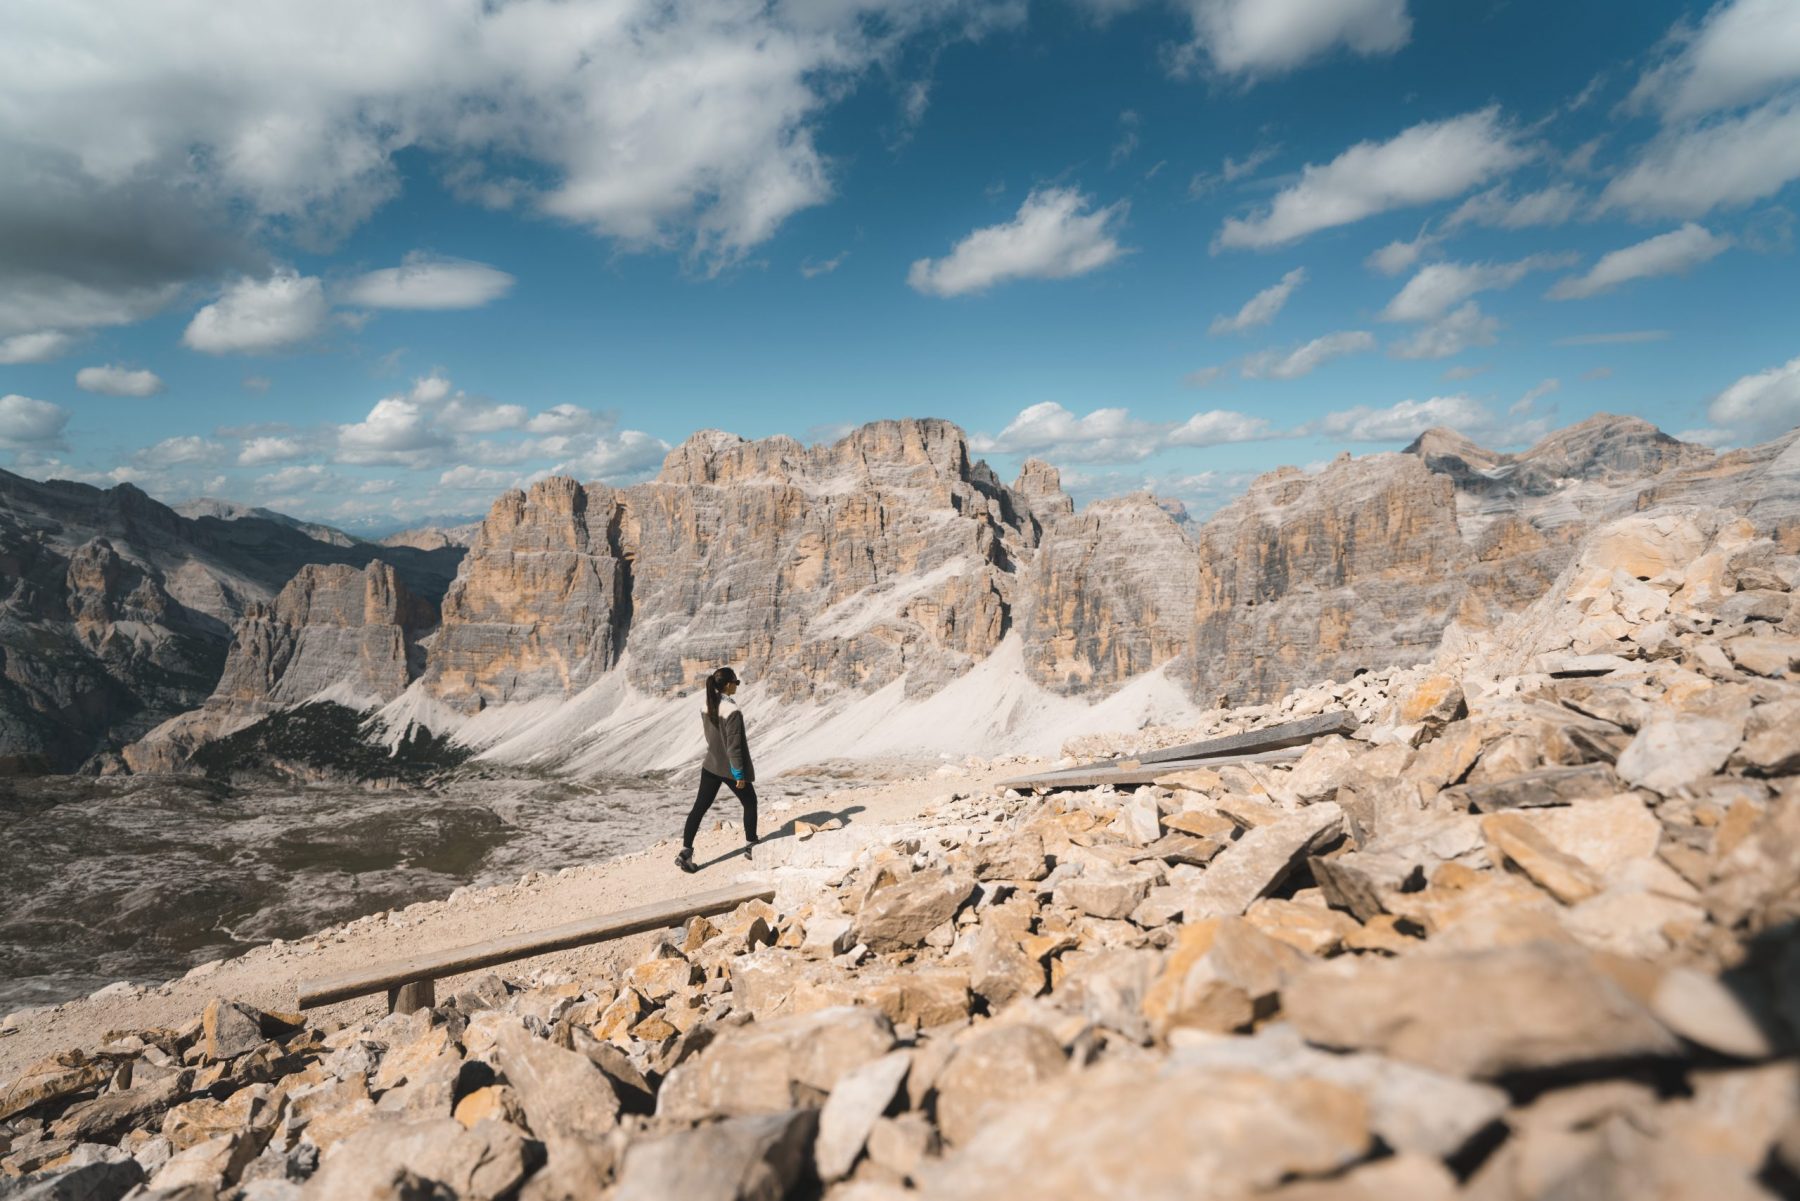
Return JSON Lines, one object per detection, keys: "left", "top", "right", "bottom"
{"left": 675, "top": 666, "right": 759, "bottom": 872}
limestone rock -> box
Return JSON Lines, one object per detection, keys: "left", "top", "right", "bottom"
{"left": 1481, "top": 814, "right": 1604, "bottom": 904}
{"left": 815, "top": 1051, "right": 912, "bottom": 1182}
{"left": 298, "top": 1118, "right": 531, "bottom": 1201}
{"left": 1053, "top": 865, "right": 1155, "bottom": 920}
{"left": 854, "top": 871, "right": 975, "bottom": 952}
{"left": 490, "top": 1020, "right": 621, "bottom": 1140}
{"left": 917, "top": 1062, "right": 1370, "bottom": 1200}
{"left": 1284, "top": 942, "right": 1681, "bottom": 1077}
{"left": 931, "top": 1024, "right": 1067, "bottom": 1146}
{"left": 1144, "top": 917, "right": 1309, "bottom": 1036}
{"left": 658, "top": 1007, "right": 893, "bottom": 1122}
{"left": 614, "top": 1109, "right": 816, "bottom": 1201}
{"left": 1178, "top": 804, "right": 1344, "bottom": 919}
{"left": 1616, "top": 706, "right": 1748, "bottom": 795}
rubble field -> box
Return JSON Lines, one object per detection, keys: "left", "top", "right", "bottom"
{"left": 2, "top": 507, "right": 1798, "bottom": 1199}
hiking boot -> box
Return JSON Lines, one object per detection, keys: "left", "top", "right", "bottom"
{"left": 674, "top": 846, "right": 696, "bottom": 874}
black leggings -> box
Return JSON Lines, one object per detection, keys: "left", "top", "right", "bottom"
{"left": 682, "top": 768, "right": 758, "bottom": 849}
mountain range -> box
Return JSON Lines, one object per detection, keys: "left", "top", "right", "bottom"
{"left": 2, "top": 414, "right": 1794, "bottom": 776}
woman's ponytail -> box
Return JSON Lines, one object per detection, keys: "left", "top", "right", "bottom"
{"left": 705, "top": 669, "right": 723, "bottom": 720}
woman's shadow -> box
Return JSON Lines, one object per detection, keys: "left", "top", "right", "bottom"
{"left": 691, "top": 804, "right": 866, "bottom": 871}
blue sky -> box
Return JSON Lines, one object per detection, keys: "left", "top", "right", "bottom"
{"left": 1, "top": 0, "right": 1797, "bottom": 531}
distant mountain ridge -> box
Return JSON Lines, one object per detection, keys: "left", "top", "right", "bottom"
{"left": 110, "top": 413, "right": 1798, "bottom": 778}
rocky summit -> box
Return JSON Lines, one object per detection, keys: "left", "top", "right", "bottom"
{"left": 108, "top": 414, "right": 1799, "bottom": 776}
{"left": 3, "top": 495, "right": 1798, "bottom": 1198}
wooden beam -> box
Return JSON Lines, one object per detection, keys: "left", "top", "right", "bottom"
{"left": 997, "top": 746, "right": 1306, "bottom": 791}
{"left": 1132, "top": 711, "right": 1357, "bottom": 766}
{"left": 298, "top": 881, "right": 775, "bottom": 1011}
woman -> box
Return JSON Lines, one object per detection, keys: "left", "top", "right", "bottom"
{"left": 675, "top": 666, "right": 759, "bottom": 873}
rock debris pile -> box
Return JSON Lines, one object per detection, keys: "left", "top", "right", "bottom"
{"left": 3, "top": 506, "right": 1799, "bottom": 1199}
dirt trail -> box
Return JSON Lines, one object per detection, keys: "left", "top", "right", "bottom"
{"left": 0, "top": 760, "right": 1017, "bottom": 1082}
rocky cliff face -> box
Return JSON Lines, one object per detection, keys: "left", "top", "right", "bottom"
{"left": 1021, "top": 485, "right": 1198, "bottom": 693}
{"left": 1189, "top": 453, "right": 1473, "bottom": 706}
{"left": 0, "top": 469, "right": 463, "bottom": 772}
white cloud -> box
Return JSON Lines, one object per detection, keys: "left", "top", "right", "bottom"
{"left": 1166, "top": 409, "right": 1276, "bottom": 445}
{"left": 1388, "top": 301, "right": 1499, "bottom": 360}
{"left": 182, "top": 270, "right": 330, "bottom": 355}
{"left": 1109, "top": 110, "right": 1140, "bottom": 167}
{"left": 242, "top": 375, "right": 271, "bottom": 393}
{"left": 1515, "top": 378, "right": 1559, "bottom": 413}
{"left": 1552, "top": 330, "right": 1671, "bottom": 346}
{"left": 1174, "top": 0, "right": 1411, "bottom": 78}
{"left": 523, "top": 404, "right": 601, "bottom": 436}
{"left": 0, "top": 1, "right": 1019, "bottom": 286}
{"left": 237, "top": 436, "right": 307, "bottom": 466}
{"left": 1382, "top": 254, "right": 1573, "bottom": 322}
{"left": 75, "top": 364, "right": 165, "bottom": 397}
{"left": 800, "top": 252, "right": 848, "bottom": 278}
{"left": 0, "top": 395, "right": 69, "bottom": 449}
{"left": 1444, "top": 183, "right": 1584, "bottom": 229}
{"left": 258, "top": 465, "right": 332, "bottom": 494}
{"left": 1189, "top": 144, "right": 1280, "bottom": 195}
{"left": 973, "top": 400, "right": 1280, "bottom": 464}
{"left": 1547, "top": 223, "right": 1730, "bottom": 300}
{"left": 1441, "top": 364, "right": 1490, "bottom": 382}
{"left": 971, "top": 402, "right": 1164, "bottom": 462}
{"left": 1217, "top": 108, "right": 1528, "bottom": 249}
{"left": 551, "top": 430, "right": 673, "bottom": 481}
{"left": 1364, "top": 233, "right": 1437, "bottom": 277}
{"left": 0, "top": 331, "right": 77, "bottom": 364}
{"left": 1673, "top": 426, "right": 1738, "bottom": 448}
{"left": 1630, "top": 0, "right": 1800, "bottom": 121}
{"left": 1183, "top": 365, "right": 1227, "bottom": 388}
{"left": 1602, "top": 94, "right": 1800, "bottom": 218}
{"left": 908, "top": 188, "right": 1129, "bottom": 297}
{"left": 1709, "top": 353, "right": 1800, "bottom": 439}
{"left": 342, "top": 253, "right": 516, "bottom": 310}
{"left": 1314, "top": 394, "right": 1497, "bottom": 442}
{"left": 137, "top": 435, "right": 225, "bottom": 466}
{"left": 1210, "top": 267, "right": 1305, "bottom": 334}
{"left": 1240, "top": 330, "right": 1376, "bottom": 379}
{"left": 336, "top": 395, "right": 455, "bottom": 467}
{"left": 439, "top": 465, "right": 519, "bottom": 491}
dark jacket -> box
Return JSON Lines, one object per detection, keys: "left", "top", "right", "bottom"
{"left": 701, "top": 699, "right": 755, "bottom": 783}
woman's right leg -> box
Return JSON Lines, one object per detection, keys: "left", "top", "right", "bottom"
{"left": 682, "top": 769, "right": 726, "bottom": 849}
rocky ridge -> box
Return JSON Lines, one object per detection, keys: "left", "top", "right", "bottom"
{"left": 6, "top": 501, "right": 1799, "bottom": 1198}
{"left": 133, "top": 414, "right": 1775, "bottom": 777}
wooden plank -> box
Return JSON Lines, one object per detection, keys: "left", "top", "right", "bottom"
{"left": 997, "top": 746, "right": 1305, "bottom": 792}
{"left": 298, "top": 881, "right": 774, "bottom": 1010}
{"left": 1132, "top": 711, "right": 1357, "bottom": 766}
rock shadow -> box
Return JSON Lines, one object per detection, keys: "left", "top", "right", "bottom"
{"left": 691, "top": 804, "right": 867, "bottom": 871}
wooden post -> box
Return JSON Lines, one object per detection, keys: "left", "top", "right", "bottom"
{"left": 387, "top": 979, "right": 436, "bottom": 1014}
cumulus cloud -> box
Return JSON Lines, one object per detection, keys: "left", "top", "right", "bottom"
{"left": 1388, "top": 301, "right": 1499, "bottom": 360}
{"left": 336, "top": 395, "right": 456, "bottom": 468}
{"left": 76, "top": 364, "right": 165, "bottom": 397}
{"left": 0, "top": 331, "right": 78, "bottom": 364}
{"left": 1313, "top": 394, "right": 1498, "bottom": 442}
{"left": 1364, "top": 233, "right": 1438, "bottom": 277}
{"left": 550, "top": 430, "right": 673, "bottom": 482}
{"left": 972, "top": 400, "right": 1281, "bottom": 463}
{"left": 1547, "top": 224, "right": 1731, "bottom": 300}
{"left": 1382, "top": 254, "right": 1574, "bottom": 322}
{"left": 1240, "top": 330, "right": 1376, "bottom": 380}
{"left": 524, "top": 404, "right": 602, "bottom": 437}
{"left": 1444, "top": 183, "right": 1585, "bottom": 229}
{"left": 0, "top": 395, "right": 69, "bottom": 450}
{"left": 342, "top": 253, "right": 515, "bottom": 310}
{"left": 257, "top": 465, "right": 334, "bottom": 494}
{"left": 237, "top": 436, "right": 308, "bottom": 466}
{"left": 1173, "top": 0, "right": 1411, "bottom": 78}
{"left": 1, "top": 0, "right": 1026, "bottom": 294}
{"left": 1629, "top": 0, "right": 1800, "bottom": 121}
{"left": 1210, "top": 267, "right": 1305, "bottom": 334}
{"left": 1217, "top": 108, "right": 1528, "bottom": 249}
{"left": 1602, "top": 94, "right": 1800, "bottom": 218}
{"left": 439, "top": 465, "right": 519, "bottom": 491}
{"left": 137, "top": 435, "right": 225, "bottom": 466}
{"left": 183, "top": 271, "right": 330, "bottom": 355}
{"left": 908, "top": 188, "right": 1129, "bottom": 297}
{"left": 1708, "top": 353, "right": 1800, "bottom": 440}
